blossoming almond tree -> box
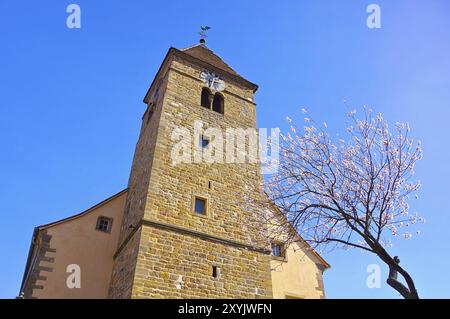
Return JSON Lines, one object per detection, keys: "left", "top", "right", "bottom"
{"left": 265, "top": 108, "right": 424, "bottom": 299}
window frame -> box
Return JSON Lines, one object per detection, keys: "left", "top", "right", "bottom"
{"left": 271, "top": 242, "right": 286, "bottom": 261}
{"left": 96, "top": 216, "right": 113, "bottom": 233}
{"left": 193, "top": 196, "right": 208, "bottom": 216}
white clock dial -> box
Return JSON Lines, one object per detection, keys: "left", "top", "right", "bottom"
{"left": 200, "top": 70, "right": 225, "bottom": 92}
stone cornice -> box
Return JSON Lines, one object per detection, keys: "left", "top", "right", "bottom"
{"left": 113, "top": 218, "right": 271, "bottom": 259}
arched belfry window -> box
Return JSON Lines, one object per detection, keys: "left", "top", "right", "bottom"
{"left": 201, "top": 87, "right": 212, "bottom": 109}
{"left": 201, "top": 87, "right": 224, "bottom": 115}
{"left": 212, "top": 93, "right": 224, "bottom": 114}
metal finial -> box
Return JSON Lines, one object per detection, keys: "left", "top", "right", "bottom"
{"left": 199, "top": 26, "right": 211, "bottom": 44}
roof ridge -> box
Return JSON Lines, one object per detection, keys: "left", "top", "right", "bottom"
{"left": 180, "top": 43, "right": 204, "bottom": 51}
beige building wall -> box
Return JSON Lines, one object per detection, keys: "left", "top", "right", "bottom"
{"left": 270, "top": 241, "right": 326, "bottom": 299}
{"left": 21, "top": 190, "right": 126, "bottom": 299}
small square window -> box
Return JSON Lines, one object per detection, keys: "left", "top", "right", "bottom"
{"left": 96, "top": 216, "right": 113, "bottom": 233}
{"left": 199, "top": 135, "right": 210, "bottom": 148}
{"left": 271, "top": 243, "right": 285, "bottom": 258}
{"left": 194, "top": 197, "right": 207, "bottom": 215}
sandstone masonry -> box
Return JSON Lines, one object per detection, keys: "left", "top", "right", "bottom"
{"left": 108, "top": 45, "right": 273, "bottom": 298}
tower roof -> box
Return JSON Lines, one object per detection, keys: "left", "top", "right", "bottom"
{"left": 144, "top": 44, "right": 258, "bottom": 103}
{"left": 181, "top": 44, "right": 239, "bottom": 76}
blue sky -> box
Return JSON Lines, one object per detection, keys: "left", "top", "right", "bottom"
{"left": 0, "top": 0, "right": 449, "bottom": 298}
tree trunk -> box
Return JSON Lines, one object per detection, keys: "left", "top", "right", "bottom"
{"left": 385, "top": 257, "right": 419, "bottom": 299}
{"left": 370, "top": 242, "right": 419, "bottom": 299}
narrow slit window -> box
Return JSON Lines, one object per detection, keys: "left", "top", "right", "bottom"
{"left": 212, "top": 266, "right": 220, "bottom": 278}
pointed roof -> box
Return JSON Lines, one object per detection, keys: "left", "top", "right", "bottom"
{"left": 181, "top": 44, "right": 239, "bottom": 76}
{"left": 143, "top": 43, "right": 258, "bottom": 103}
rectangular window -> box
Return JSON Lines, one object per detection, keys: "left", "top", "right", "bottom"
{"left": 271, "top": 243, "right": 284, "bottom": 258}
{"left": 96, "top": 216, "right": 113, "bottom": 233}
{"left": 194, "top": 197, "right": 207, "bottom": 215}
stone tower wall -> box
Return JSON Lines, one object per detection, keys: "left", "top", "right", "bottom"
{"left": 109, "top": 52, "right": 273, "bottom": 298}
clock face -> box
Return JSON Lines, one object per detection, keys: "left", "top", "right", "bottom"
{"left": 200, "top": 70, "right": 225, "bottom": 92}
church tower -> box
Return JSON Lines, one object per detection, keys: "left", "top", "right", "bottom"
{"left": 108, "top": 41, "right": 273, "bottom": 298}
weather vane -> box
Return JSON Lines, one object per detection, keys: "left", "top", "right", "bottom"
{"left": 199, "top": 26, "right": 211, "bottom": 44}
